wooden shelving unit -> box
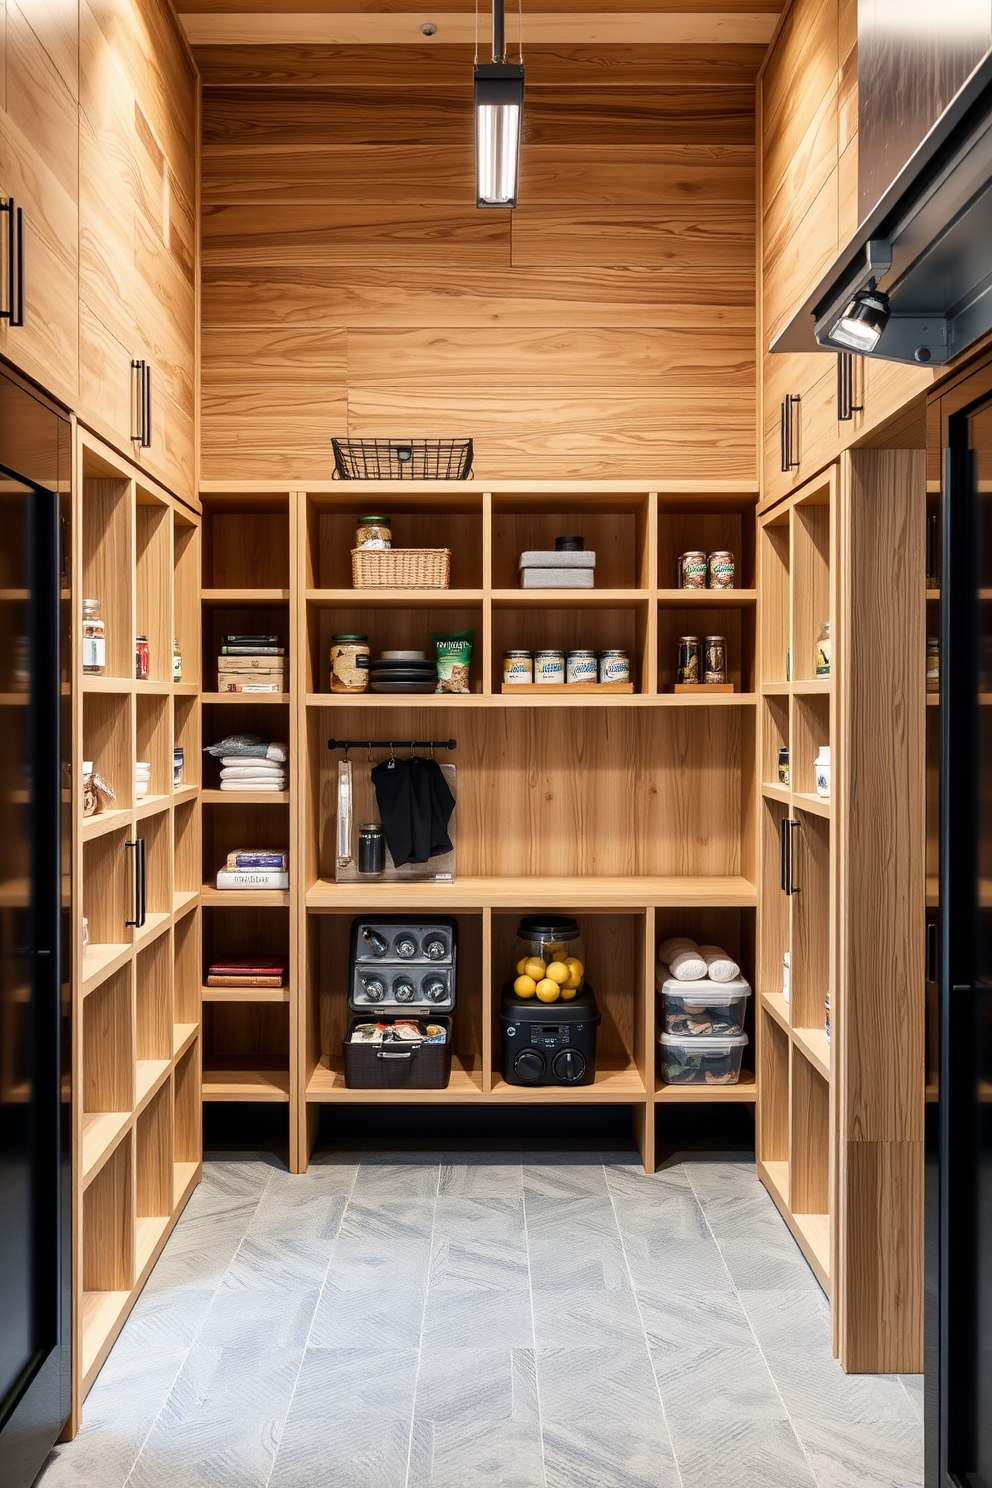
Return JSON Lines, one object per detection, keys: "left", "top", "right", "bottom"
{"left": 755, "top": 453, "right": 926, "bottom": 1372}
{"left": 73, "top": 429, "right": 203, "bottom": 1414}
{"left": 190, "top": 480, "right": 759, "bottom": 1174}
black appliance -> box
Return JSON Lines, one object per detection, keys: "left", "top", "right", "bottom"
{"left": 499, "top": 985, "right": 600, "bottom": 1086}
{"left": 344, "top": 917, "right": 457, "bottom": 1089}
{"left": 0, "top": 368, "right": 72, "bottom": 1483}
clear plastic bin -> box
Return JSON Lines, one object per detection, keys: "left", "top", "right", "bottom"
{"left": 657, "top": 1031, "right": 748, "bottom": 1086}
{"left": 656, "top": 972, "right": 751, "bottom": 1037}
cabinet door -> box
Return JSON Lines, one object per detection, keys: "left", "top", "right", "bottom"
{"left": 78, "top": 0, "right": 196, "bottom": 504}
{"left": 0, "top": 0, "right": 78, "bottom": 407}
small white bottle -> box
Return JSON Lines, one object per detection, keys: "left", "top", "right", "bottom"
{"left": 814, "top": 745, "right": 831, "bottom": 798}
{"left": 782, "top": 950, "right": 791, "bottom": 1004}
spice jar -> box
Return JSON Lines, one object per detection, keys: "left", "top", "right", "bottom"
{"left": 599, "top": 649, "right": 630, "bottom": 684}
{"left": 82, "top": 598, "right": 106, "bottom": 675}
{"left": 815, "top": 621, "right": 831, "bottom": 677}
{"left": 679, "top": 552, "right": 707, "bottom": 589}
{"left": 778, "top": 747, "right": 790, "bottom": 785}
{"left": 927, "top": 637, "right": 939, "bottom": 693}
{"left": 135, "top": 635, "right": 149, "bottom": 680}
{"left": 704, "top": 635, "right": 727, "bottom": 684}
{"left": 814, "top": 745, "right": 831, "bottom": 798}
{"left": 503, "top": 650, "right": 533, "bottom": 685}
{"left": 677, "top": 636, "right": 701, "bottom": 684}
{"left": 330, "top": 634, "right": 370, "bottom": 693}
{"left": 534, "top": 649, "right": 564, "bottom": 684}
{"left": 707, "top": 551, "right": 736, "bottom": 589}
{"left": 566, "top": 649, "right": 598, "bottom": 685}
{"left": 173, "top": 636, "right": 183, "bottom": 683}
{"left": 355, "top": 515, "right": 391, "bottom": 550}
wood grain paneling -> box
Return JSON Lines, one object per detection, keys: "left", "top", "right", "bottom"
{"left": 184, "top": 12, "right": 777, "bottom": 46}
{"left": 195, "top": 42, "right": 767, "bottom": 88}
{"left": 180, "top": 0, "right": 781, "bottom": 14}
{"left": 200, "top": 46, "right": 757, "bottom": 481}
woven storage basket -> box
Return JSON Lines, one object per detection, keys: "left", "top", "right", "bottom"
{"left": 352, "top": 547, "right": 450, "bottom": 589}
{"left": 343, "top": 1019, "right": 453, "bottom": 1089}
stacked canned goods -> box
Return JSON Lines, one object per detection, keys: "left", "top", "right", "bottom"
{"left": 676, "top": 550, "right": 736, "bottom": 590}
{"left": 503, "top": 648, "right": 631, "bottom": 685}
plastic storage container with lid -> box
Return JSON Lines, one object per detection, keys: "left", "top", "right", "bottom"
{"left": 658, "top": 1031, "right": 748, "bottom": 1086}
{"left": 655, "top": 966, "right": 751, "bottom": 1037}
{"left": 510, "top": 915, "right": 585, "bottom": 1004}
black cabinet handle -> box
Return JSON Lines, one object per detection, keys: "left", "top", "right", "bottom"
{"left": 780, "top": 394, "right": 801, "bottom": 472}
{"left": 1, "top": 197, "right": 25, "bottom": 327}
{"left": 836, "top": 351, "right": 863, "bottom": 421}
{"left": 125, "top": 837, "right": 147, "bottom": 928}
{"left": 131, "top": 360, "right": 152, "bottom": 448}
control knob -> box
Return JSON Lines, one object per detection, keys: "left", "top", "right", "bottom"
{"left": 553, "top": 1048, "right": 586, "bottom": 1083}
{"left": 514, "top": 1048, "right": 546, "bottom": 1083}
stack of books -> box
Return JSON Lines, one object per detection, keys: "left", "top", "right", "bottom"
{"left": 215, "top": 848, "right": 289, "bottom": 890}
{"left": 218, "top": 633, "right": 287, "bottom": 693}
{"left": 205, "top": 955, "right": 288, "bottom": 988}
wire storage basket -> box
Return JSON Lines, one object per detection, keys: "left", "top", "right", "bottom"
{"left": 332, "top": 438, "right": 474, "bottom": 480}
{"left": 352, "top": 548, "right": 451, "bottom": 589}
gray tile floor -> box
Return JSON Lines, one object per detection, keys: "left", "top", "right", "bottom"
{"left": 40, "top": 1143, "right": 924, "bottom": 1488}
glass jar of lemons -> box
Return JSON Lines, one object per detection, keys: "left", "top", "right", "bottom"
{"left": 511, "top": 916, "right": 585, "bottom": 1003}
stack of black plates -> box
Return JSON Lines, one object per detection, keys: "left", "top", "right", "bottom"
{"left": 369, "top": 658, "right": 437, "bottom": 694}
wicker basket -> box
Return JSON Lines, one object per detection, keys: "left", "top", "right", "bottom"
{"left": 343, "top": 1020, "right": 453, "bottom": 1089}
{"left": 352, "top": 547, "right": 450, "bottom": 589}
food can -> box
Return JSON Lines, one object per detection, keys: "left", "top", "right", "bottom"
{"left": 330, "top": 633, "right": 370, "bottom": 693}
{"left": 566, "top": 649, "right": 598, "bottom": 684}
{"left": 708, "top": 551, "right": 736, "bottom": 589}
{"left": 926, "top": 637, "right": 939, "bottom": 693}
{"left": 677, "top": 636, "right": 701, "bottom": 684}
{"left": 135, "top": 635, "right": 149, "bottom": 680}
{"left": 173, "top": 747, "right": 184, "bottom": 788}
{"left": 534, "top": 649, "right": 565, "bottom": 684}
{"left": 704, "top": 635, "right": 728, "bottom": 684}
{"left": 679, "top": 551, "right": 707, "bottom": 589}
{"left": 778, "top": 746, "right": 790, "bottom": 785}
{"left": 599, "top": 649, "right": 630, "bottom": 684}
{"left": 355, "top": 515, "right": 391, "bottom": 550}
{"left": 358, "top": 822, "right": 385, "bottom": 875}
{"left": 503, "top": 649, "right": 533, "bottom": 684}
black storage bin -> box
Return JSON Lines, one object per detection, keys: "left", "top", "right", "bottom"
{"left": 342, "top": 916, "right": 457, "bottom": 1090}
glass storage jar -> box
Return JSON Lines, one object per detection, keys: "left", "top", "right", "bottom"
{"left": 511, "top": 915, "right": 585, "bottom": 1003}
{"left": 330, "top": 634, "right": 370, "bottom": 693}
{"left": 82, "top": 598, "right": 106, "bottom": 675}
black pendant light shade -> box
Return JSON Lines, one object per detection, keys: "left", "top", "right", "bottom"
{"left": 475, "top": 0, "right": 524, "bottom": 207}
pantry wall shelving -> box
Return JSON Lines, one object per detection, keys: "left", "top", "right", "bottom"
{"left": 195, "top": 480, "right": 761, "bottom": 1175}
{"left": 73, "top": 429, "right": 202, "bottom": 1425}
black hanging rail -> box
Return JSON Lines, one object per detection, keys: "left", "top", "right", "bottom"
{"left": 327, "top": 738, "right": 457, "bottom": 752}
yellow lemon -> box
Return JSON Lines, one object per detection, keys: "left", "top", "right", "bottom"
{"left": 561, "top": 986, "right": 578, "bottom": 1000}
{"left": 524, "top": 957, "right": 547, "bottom": 982}
{"left": 535, "top": 979, "right": 561, "bottom": 1003}
{"left": 565, "top": 957, "right": 584, "bottom": 979}
{"left": 514, "top": 975, "right": 537, "bottom": 999}
{"left": 516, "top": 957, "right": 529, "bottom": 975}
{"left": 546, "top": 942, "right": 566, "bottom": 957}
{"left": 546, "top": 961, "right": 570, "bottom": 985}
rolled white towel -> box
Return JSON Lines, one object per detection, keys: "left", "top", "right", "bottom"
{"left": 658, "top": 936, "right": 707, "bottom": 981}
{"left": 699, "top": 945, "right": 741, "bottom": 982}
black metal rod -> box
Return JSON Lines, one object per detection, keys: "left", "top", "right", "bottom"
{"left": 143, "top": 361, "right": 152, "bottom": 447}
{"left": 492, "top": 0, "right": 505, "bottom": 62}
{"left": 780, "top": 400, "right": 787, "bottom": 473}
{"left": 13, "top": 203, "right": 24, "bottom": 327}
{"left": 1, "top": 199, "right": 13, "bottom": 323}
{"left": 125, "top": 839, "right": 140, "bottom": 926}
{"left": 780, "top": 816, "right": 789, "bottom": 893}
{"left": 327, "top": 738, "right": 457, "bottom": 751}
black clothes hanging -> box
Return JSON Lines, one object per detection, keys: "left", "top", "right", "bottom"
{"left": 371, "top": 756, "right": 455, "bottom": 867}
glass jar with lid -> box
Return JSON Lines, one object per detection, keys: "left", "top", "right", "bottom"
{"left": 82, "top": 598, "right": 106, "bottom": 675}
{"left": 511, "top": 915, "right": 585, "bottom": 1003}
{"left": 355, "top": 515, "right": 392, "bottom": 550}
{"left": 330, "top": 634, "right": 370, "bottom": 693}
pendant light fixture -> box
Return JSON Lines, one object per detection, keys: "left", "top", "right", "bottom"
{"left": 474, "top": 0, "right": 524, "bottom": 208}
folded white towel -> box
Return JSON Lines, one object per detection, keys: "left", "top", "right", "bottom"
{"left": 698, "top": 945, "right": 741, "bottom": 982}
{"left": 220, "top": 764, "right": 288, "bottom": 778}
{"left": 219, "top": 779, "right": 286, "bottom": 791}
{"left": 220, "top": 757, "right": 287, "bottom": 772}
{"left": 658, "top": 936, "right": 707, "bottom": 981}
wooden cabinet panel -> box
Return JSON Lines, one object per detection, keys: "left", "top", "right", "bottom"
{"left": 14, "top": 0, "right": 77, "bottom": 101}
{"left": 77, "top": 0, "right": 196, "bottom": 504}
{"left": 762, "top": 356, "right": 836, "bottom": 504}
{"left": 0, "top": 0, "right": 78, "bottom": 406}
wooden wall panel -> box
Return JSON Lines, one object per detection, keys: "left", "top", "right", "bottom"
{"left": 199, "top": 46, "right": 758, "bottom": 482}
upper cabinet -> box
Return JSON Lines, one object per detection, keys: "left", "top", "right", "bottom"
{"left": 78, "top": 0, "right": 197, "bottom": 505}
{"left": 759, "top": 0, "right": 931, "bottom": 504}
{"left": 0, "top": 0, "right": 80, "bottom": 409}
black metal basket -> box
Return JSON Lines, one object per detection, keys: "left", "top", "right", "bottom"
{"left": 332, "top": 438, "right": 474, "bottom": 480}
